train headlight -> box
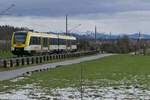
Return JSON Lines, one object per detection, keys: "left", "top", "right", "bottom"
{"left": 11, "top": 47, "right": 15, "bottom": 51}
{"left": 24, "top": 46, "right": 31, "bottom": 51}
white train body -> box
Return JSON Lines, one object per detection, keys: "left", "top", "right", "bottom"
{"left": 11, "top": 31, "right": 77, "bottom": 55}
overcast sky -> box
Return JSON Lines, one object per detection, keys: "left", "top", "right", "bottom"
{"left": 0, "top": 0, "right": 150, "bottom": 34}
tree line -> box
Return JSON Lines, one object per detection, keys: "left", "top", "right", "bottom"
{"left": 0, "top": 25, "right": 29, "bottom": 40}
{"left": 78, "top": 35, "right": 149, "bottom": 54}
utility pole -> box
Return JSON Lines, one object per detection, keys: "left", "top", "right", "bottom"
{"left": 135, "top": 32, "right": 141, "bottom": 55}
{"left": 138, "top": 32, "right": 141, "bottom": 51}
{"left": 138, "top": 32, "right": 145, "bottom": 55}
{"left": 95, "top": 26, "right": 97, "bottom": 43}
{"left": 95, "top": 26, "right": 97, "bottom": 51}
{"left": 66, "top": 15, "right": 68, "bottom": 51}
{"left": 110, "top": 32, "right": 112, "bottom": 40}
{"left": 66, "top": 15, "right": 68, "bottom": 35}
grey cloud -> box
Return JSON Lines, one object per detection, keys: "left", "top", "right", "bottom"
{"left": 0, "top": 0, "right": 150, "bottom": 17}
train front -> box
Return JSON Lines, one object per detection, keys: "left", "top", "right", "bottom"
{"left": 11, "top": 31, "right": 29, "bottom": 55}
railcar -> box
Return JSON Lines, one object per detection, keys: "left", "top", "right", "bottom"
{"left": 11, "top": 31, "right": 77, "bottom": 55}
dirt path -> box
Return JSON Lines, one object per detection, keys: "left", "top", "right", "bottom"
{"left": 0, "top": 54, "right": 113, "bottom": 81}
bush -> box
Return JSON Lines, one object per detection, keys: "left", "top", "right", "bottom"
{"left": 101, "top": 36, "right": 135, "bottom": 53}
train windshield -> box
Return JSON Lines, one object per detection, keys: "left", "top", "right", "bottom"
{"left": 14, "top": 32, "right": 27, "bottom": 43}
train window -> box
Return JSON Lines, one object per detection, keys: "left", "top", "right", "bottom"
{"left": 49, "top": 38, "right": 51, "bottom": 45}
{"left": 37, "top": 37, "right": 41, "bottom": 44}
{"left": 50, "top": 38, "right": 58, "bottom": 45}
{"left": 30, "top": 37, "right": 41, "bottom": 45}
{"left": 14, "top": 32, "right": 27, "bottom": 44}
{"left": 72, "top": 40, "right": 76, "bottom": 45}
{"left": 67, "top": 40, "right": 76, "bottom": 45}
{"left": 30, "top": 37, "right": 35, "bottom": 45}
{"left": 43, "top": 38, "right": 45, "bottom": 46}
{"left": 43, "top": 38, "right": 48, "bottom": 47}
{"left": 70, "top": 40, "right": 72, "bottom": 45}
{"left": 67, "top": 40, "right": 72, "bottom": 46}
{"left": 59, "top": 39, "right": 66, "bottom": 45}
{"left": 54, "top": 38, "right": 58, "bottom": 45}
{"left": 64, "top": 39, "right": 67, "bottom": 45}
{"left": 49, "top": 38, "right": 52, "bottom": 45}
{"left": 58, "top": 39, "right": 61, "bottom": 45}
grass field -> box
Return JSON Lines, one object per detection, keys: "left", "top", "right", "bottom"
{"left": 0, "top": 51, "right": 15, "bottom": 58}
{"left": 20, "top": 54, "right": 150, "bottom": 87}
{"left": 1, "top": 54, "right": 150, "bottom": 99}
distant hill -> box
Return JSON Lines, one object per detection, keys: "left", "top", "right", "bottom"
{"left": 128, "top": 33, "right": 150, "bottom": 40}
{"left": 50, "top": 31, "right": 150, "bottom": 40}
{"left": 1, "top": 25, "right": 150, "bottom": 40}
{"left": 71, "top": 31, "right": 150, "bottom": 40}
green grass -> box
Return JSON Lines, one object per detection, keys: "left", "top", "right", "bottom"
{"left": 1, "top": 54, "right": 150, "bottom": 91}
{"left": 0, "top": 51, "right": 15, "bottom": 58}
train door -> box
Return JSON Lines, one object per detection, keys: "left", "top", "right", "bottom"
{"left": 68, "top": 39, "right": 71, "bottom": 51}
{"left": 42, "top": 37, "right": 49, "bottom": 52}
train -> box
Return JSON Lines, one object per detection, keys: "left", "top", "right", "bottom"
{"left": 11, "top": 31, "right": 77, "bottom": 56}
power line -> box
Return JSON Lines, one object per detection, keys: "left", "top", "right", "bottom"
{"left": 0, "top": 4, "right": 15, "bottom": 50}
{"left": 0, "top": 4, "right": 15, "bottom": 15}
{"left": 68, "top": 24, "right": 81, "bottom": 33}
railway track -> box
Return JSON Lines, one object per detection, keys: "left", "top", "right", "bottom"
{"left": 1, "top": 51, "right": 85, "bottom": 59}
{"left": 0, "top": 51, "right": 99, "bottom": 68}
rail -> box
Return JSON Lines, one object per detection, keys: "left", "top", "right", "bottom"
{"left": 0, "top": 51, "right": 99, "bottom": 68}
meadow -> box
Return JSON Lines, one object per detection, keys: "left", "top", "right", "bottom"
{"left": 23, "top": 54, "right": 150, "bottom": 88}
{"left": 1, "top": 54, "right": 150, "bottom": 99}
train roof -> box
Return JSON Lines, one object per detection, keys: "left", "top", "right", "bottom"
{"left": 15, "top": 31, "right": 76, "bottom": 40}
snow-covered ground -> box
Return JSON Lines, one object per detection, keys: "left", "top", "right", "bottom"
{"left": 1, "top": 75, "right": 150, "bottom": 100}
{"left": 1, "top": 84, "right": 150, "bottom": 100}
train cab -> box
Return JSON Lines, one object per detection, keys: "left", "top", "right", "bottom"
{"left": 11, "top": 31, "right": 29, "bottom": 55}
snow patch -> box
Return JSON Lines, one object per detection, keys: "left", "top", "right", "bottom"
{"left": 10, "top": 77, "right": 25, "bottom": 82}
{"left": 1, "top": 84, "right": 150, "bottom": 100}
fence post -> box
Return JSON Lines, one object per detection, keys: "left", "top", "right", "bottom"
{"left": 10, "top": 59, "right": 16, "bottom": 67}
{"left": 46, "top": 55, "right": 49, "bottom": 61}
{"left": 4, "top": 59, "right": 10, "bottom": 68}
{"left": 36, "top": 56, "right": 39, "bottom": 64}
{"left": 0, "top": 60, "right": 4, "bottom": 68}
{"left": 16, "top": 58, "right": 21, "bottom": 67}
